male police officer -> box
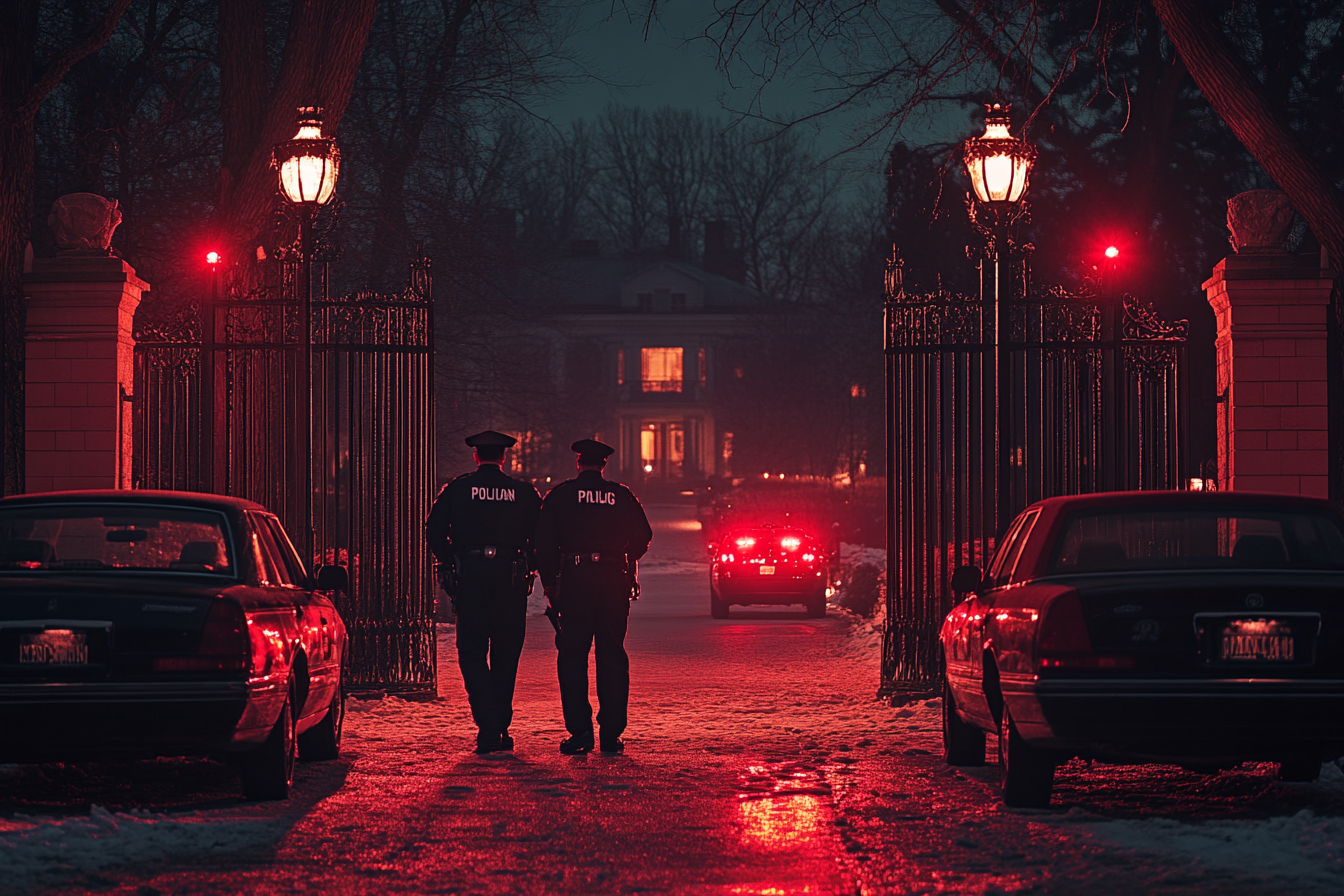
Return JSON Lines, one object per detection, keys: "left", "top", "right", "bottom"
{"left": 535, "top": 439, "right": 653, "bottom": 754}
{"left": 425, "top": 430, "right": 542, "bottom": 753}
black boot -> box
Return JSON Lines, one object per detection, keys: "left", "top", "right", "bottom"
{"left": 499, "top": 730, "right": 514, "bottom": 751}
{"left": 599, "top": 736, "right": 624, "bottom": 754}
{"left": 559, "top": 732, "right": 594, "bottom": 755}
{"left": 475, "top": 730, "right": 500, "bottom": 754}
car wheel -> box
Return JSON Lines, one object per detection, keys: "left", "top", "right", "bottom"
{"left": 297, "top": 678, "right": 345, "bottom": 761}
{"left": 942, "top": 676, "right": 985, "bottom": 766}
{"left": 805, "top": 593, "right": 826, "bottom": 618}
{"left": 998, "top": 704, "right": 1054, "bottom": 808}
{"left": 710, "top": 590, "right": 729, "bottom": 619}
{"left": 1277, "top": 757, "right": 1321, "bottom": 782}
{"left": 240, "top": 677, "right": 297, "bottom": 800}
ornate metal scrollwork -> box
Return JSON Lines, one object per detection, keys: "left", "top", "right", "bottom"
{"left": 1121, "top": 294, "right": 1188, "bottom": 379}
{"left": 887, "top": 290, "right": 984, "bottom": 348}
{"left": 133, "top": 303, "right": 201, "bottom": 344}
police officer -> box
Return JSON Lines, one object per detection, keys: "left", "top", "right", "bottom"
{"left": 425, "top": 430, "right": 542, "bottom": 754}
{"left": 535, "top": 439, "right": 653, "bottom": 754}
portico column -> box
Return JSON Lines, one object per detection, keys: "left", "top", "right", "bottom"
{"left": 1202, "top": 190, "right": 1335, "bottom": 496}
{"left": 22, "top": 193, "right": 146, "bottom": 493}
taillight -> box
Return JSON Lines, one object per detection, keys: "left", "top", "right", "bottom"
{"left": 780, "top": 536, "right": 801, "bottom": 550}
{"left": 1038, "top": 593, "right": 1134, "bottom": 670}
{"left": 735, "top": 537, "right": 756, "bottom": 549}
{"left": 720, "top": 553, "right": 735, "bottom": 563}
{"left": 153, "top": 599, "right": 250, "bottom": 673}
{"left": 801, "top": 553, "right": 816, "bottom": 562}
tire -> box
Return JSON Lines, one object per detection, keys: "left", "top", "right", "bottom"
{"left": 998, "top": 704, "right": 1054, "bottom": 808}
{"left": 240, "top": 678, "right": 296, "bottom": 801}
{"left": 1278, "top": 757, "right": 1321, "bottom": 782}
{"left": 710, "top": 589, "right": 729, "bottom": 619}
{"left": 297, "top": 679, "right": 345, "bottom": 761}
{"left": 942, "top": 676, "right": 986, "bottom": 766}
{"left": 805, "top": 593, "right": 826, "bottom": 618}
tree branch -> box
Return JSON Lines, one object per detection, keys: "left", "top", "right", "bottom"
{"left": 19, "top": 0, "right": 133, "bottom": 121}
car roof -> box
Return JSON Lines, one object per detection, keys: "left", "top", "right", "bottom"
{"left": 0, "top": 489, "right": 269, "bottom": 513}
{"left": 1028, "top": 490, "right": 1341, "bottom": 515}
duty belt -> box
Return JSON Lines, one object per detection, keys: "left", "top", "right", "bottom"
{"left": 456, "top": 545, "right": 525, "bottom": 560}
{"left": 562, "top": 551, "right": 627, "bottom": 570}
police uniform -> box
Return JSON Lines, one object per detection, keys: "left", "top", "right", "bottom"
{"left": 535, "top": 439, "right": 653, "bottom": 754}
{"left": 425, "top": 430, "right": 542, "bottom": 753}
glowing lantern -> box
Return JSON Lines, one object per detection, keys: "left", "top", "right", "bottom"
{"left": 206, "top": 251, "right": 220, "bottom": 265}
{"left": 1105, "top": 246, "right": 1119, "bottom": 259}
{"left": 272, "top": 107, "right": 340, "bottom": 206}
{"left": 962, "top": 103, "right": 1036, "bottom": 205}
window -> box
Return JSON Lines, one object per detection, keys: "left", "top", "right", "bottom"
{"left": 637, "top": 293, "right": 653, "bottom": 312}
{"left": 697, "top": 348, "right": 707, "bottom": 386}
{"left": 617, "top": 349, "right": 625, "bottom": 386}
{"left": 262, "top": 515, "right": 309, "bottom": 583}
{"left": 987, "top": 509, "right": 1040, "bottom": 587}
{"left": 641, "top": 347, "right": 683, "bottom": 392}
{"left": 671, "top": 293, "right": 687, "bottom": 312}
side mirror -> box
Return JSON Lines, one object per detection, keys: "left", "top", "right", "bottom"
{"left": 950, "top": 565, "right": 983, "bottom": 594}
{"left": 316, "top": 564, "right": 349, "bottom": 593}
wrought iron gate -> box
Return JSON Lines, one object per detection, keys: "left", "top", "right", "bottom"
{"left": 133, "top": 258, "right": 437, "bottom": 691}
{"left": 882, "top": 255, "right": 1188, "bottom": 692}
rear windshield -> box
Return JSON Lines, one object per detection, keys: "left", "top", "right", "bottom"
{"left": 0, "top": 504, "right": 234, "bottom": 576}
{"left": 1050, "top": 507, "right": 1344, "bottom": 573}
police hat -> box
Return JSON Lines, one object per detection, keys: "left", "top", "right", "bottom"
{"left": 464, "top": 430, "right": 517, "bottom": 449}
{"left": 571, "top": 438, "right": 615, "bottom": 462}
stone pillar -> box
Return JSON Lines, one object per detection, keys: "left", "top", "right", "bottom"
{"left": 1203, "top": 192, "right": 1335, "bottom": 496}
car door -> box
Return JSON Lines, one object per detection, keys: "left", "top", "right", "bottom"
{"left": 257, "top": 515, "right": 341, "bottom": 723}
{"left": 958, "top": 508, "right": 1041, "bottom": 725}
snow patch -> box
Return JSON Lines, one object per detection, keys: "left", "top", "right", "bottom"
{"left": 0, "top": 806, "right": 284, "bottom": 893}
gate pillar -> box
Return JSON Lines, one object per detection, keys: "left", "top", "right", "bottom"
{"left": 1204, "top": 202, "right": 1335, "bottom": 495}
{"left": 23, "top": 255, "right": 147, "bottom": 492}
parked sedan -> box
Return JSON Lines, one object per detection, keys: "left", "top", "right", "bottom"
{"left": 0, "top": 490, "right": 349, "bottom": 800}
{"left": 710, "top": 526, "right": 828, "bottom": 618}
{"left": 939, "top": 491, "right": 1344, "bottom": 807}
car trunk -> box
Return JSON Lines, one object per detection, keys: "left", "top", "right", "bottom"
{"left": 1064, "top": 570, "right": 1344, "bottom": 679}
{"left": 0, "top": 575, "right": 230, "bottom": 681}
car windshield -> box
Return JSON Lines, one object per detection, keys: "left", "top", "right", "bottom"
{"left": 1049, "top": 506, "right": 1344, "bottom": 573}
{"left": 0, "top": 504, "right": 234, "bottom": 576}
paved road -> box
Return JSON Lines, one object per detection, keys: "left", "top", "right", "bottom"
{"left": 3, "top": 503, "right": 1343, "bottom": 895}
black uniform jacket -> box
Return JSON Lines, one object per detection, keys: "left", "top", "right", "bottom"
{"left": 425, "top": 464, "right": 542, "bottom": 564}
{"left": 535, "top": 470, "right": 653, "bottom": 589}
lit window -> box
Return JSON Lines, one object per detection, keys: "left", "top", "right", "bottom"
{"left": 641, "top": 347, "right": 683, "bottom": 392}
{"left": 697, "top": 348, "right": 707, "bottom": 386}
{"left": 850, "top": 384, "right": 866, "bottom": 398}
{"left": 617, "top": 349, "right": 625, "bottom": 386}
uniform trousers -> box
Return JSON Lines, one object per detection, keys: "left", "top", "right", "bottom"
{"left": 453, "top": 562, "right": 528, "bottom": 735}
{"left": 555, "top": 563, "right": 631, "bottom": 739}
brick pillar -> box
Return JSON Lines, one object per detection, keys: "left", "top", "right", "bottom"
{"left": 1203, "top": 252, "right": 1335, "bottom": 496}
{"left": 23, "top": 256, "right": 148, "bottom": 492}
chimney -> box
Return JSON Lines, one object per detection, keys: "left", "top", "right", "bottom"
{"left": 569, "top": 239, "right": 600, "bottom": 258}
{"left": 665, "top": 214, "right": 683, "bottom": 260}
{"left": 703, "top": 219, "right": 744, "bottom": 283}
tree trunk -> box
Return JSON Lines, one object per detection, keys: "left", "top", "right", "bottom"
{"left": 0, "top": 0, "right": 131, "bottom": 496}
{"left": 212, "top": 0, "right": 378, "bottom": 260}
{"left": 1151, "top": 0, "right": 1344, "bottom": 267}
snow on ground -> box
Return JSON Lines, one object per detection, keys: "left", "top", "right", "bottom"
{"left": 0, "top": 803, "right": 283, "bottom": 894}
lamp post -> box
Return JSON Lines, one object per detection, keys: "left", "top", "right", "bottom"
{"left": 962, "top": 103, "right": 1036, "bottom": 538}
{"left": 273, "top": 107, "right": 340, "bottom": 566}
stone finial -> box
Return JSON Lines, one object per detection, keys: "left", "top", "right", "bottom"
{"left": 48, "top": 193, "right": 122, "bottom": 254}
{"left": 1227, "top": 189, "right": 1293, "bottom": 254}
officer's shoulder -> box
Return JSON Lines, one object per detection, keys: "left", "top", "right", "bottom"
{"left": 543, "top": 477, "right": 580, "bottom": 498}
{"left": 434, "top": 471, "right": 475, "bottom": 495}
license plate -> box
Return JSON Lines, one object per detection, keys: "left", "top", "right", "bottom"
{"left": 759, "top": 566, "right": 775, "bottom": 575}
{"left": 1219, "top": 618, "right": 1294, "bottom": 662}
{"left": 19, "top": 629, "right": 89, "bottom": 665}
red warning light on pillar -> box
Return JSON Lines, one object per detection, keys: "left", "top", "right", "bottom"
{"left": 1104, "top": 246, "right": 1119, "bottom": 259}
{"left": 206, "top": 251, "right": 220, "bottom": 265}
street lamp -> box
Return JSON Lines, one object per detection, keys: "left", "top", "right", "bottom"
{"left": 961, "top": 103, "right": 1036, "bottom": 539}
{"left": 273, "top": 106, "right": 340, "bottom": 566}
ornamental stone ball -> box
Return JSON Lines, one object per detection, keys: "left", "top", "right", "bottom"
{"left": 1226, "top": 189, "right": 1294, "bottom": 254}
{"left": 48, "top": 193, "right": 122, "bottom": 254}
